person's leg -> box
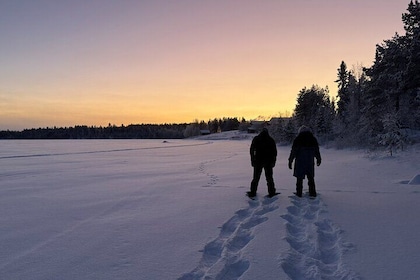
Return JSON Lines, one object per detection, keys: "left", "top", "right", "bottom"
{"left": 264, "top": 165, "right": 276, "bottom": 195}
{"left": 296, "top": 178, "right": 303, "bottom": 197}
{"left": 308, "top": 176, "right": 316, "bottom": 197}
{"left": 249, "top": 165, "right": 263, "bottom": 196}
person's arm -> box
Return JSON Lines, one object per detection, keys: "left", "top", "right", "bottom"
{"left": 315, "top": 140, "right": 321, "bottom": 166}
{"left": 250, "top": 139, "right": 256, "bottom": 166}
{"left": 270, "top": 139, "right": 277, "bottom": 167}
{"left": 288, "top": 140, "right": 296, "bottom": 169}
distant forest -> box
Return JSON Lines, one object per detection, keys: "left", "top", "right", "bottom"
{"left": 0, "top": 118, "right": 246, "bottom": 140}
{"left": 0, "top": 124, "right": 188, "bottom": 140}
{"left": 1, "top": 1, "right": 420, "bottom": 154}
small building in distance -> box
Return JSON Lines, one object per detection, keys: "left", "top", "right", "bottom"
{"left": 200, "top": 129, "right": 211, "bottom": 135}
{"left": 247, "top": 121, "right": 269, "bottom": 133}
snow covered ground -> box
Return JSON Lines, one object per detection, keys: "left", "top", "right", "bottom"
{"left": 0, "top": 133, "right": 419, "bottom": 280}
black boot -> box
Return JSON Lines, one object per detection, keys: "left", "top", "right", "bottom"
{"left": 246, "top": 191, "right": 256, "bottom": 198}
{"left": 308, "top": 177, "right": 317, "bottom": 197}
{"left": 267, "top": 181, "right": 276, "bottom": 198}
{"left": 295, "top": 179, "right": 303, "bottom": 197}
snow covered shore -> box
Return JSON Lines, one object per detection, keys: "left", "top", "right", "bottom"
{"left": 0, "top": 135, "right": 419, "bottom": 279}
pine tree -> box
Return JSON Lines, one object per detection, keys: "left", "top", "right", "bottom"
{"left": 335, "top": 61, "right": 350, "bottom": 122}
{"left": 362, "top": 33, "right": 408, "bottom": 145}
{"left": 377, "top": 113, "right": 407, "bottom": 156}
{"left": 293, "top": 85, "right": 334, "bottom": 140}
{"left": 283, "top": 119, "right": 297, "bottom": 144}
{"left": 183, "top": 121, "right": 200, "bottom": 138}
{"left": 401, "top": 0, "right": 420, "bottom": 129}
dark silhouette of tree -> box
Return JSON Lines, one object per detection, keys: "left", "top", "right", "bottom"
{"left": 335, "top": 61, "right": 350, "bottom": 122}
{"left": 360, "top": 0, "right": 420, "bottom": 146}
{"left": 293, "top": 85, "right": 334, "bottom": 141}
{"left": 0, "top": 124, "right": 188, "bottom": 139}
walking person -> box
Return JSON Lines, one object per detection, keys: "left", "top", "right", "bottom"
{"left": 288, "top": 126, "right": 321, "bottom": 197}
{"left": 247, "top": 128, "right": 277, "bottom": 198}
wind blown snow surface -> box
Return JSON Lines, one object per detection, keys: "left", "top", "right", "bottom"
{"left": 1, "top": 133, "right": 419, "bottom": 280}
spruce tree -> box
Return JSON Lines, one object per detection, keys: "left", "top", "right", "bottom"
{"left": 335, "top": 61, "right": 350, "bottom": 123}
{"left": 402, "top": 0, "right": 420, "bottom": 129}
{"left": 293, "top": 85, "right": 333, "bottom": 140}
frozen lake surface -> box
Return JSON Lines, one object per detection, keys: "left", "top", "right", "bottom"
{"left": 1, "top": 137, "right": 419, "bottom": 279}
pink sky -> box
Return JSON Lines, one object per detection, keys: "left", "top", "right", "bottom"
{"left": 0, "top": 0, "right": 409, "bottom": 130}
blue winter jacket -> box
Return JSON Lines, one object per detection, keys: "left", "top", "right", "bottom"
{"left": 288, "top": 131, "right": 321, "bottom": 179}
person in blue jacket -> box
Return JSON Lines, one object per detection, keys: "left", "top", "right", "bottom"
{"left": 288, "top": 126, "right": 321, "bottom": 197}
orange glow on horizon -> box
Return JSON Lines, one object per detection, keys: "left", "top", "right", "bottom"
{"left": 0, "top": 1, "right": 408, "bottom": 130}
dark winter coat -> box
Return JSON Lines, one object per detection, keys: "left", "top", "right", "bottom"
{"left": 250, "top": 129, "right": 277, "bottom": 167}
{"left": 288, "top": 131, "right": 321, "bottom": 179}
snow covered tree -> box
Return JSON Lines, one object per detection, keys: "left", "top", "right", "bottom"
{"left": 361, "top": 32, "right": 409, "bottom": 146}
{"left": 208, "top": 118, "right": 220, "bottom": 133}
{"left": 293, "top": 85, "right": 334, "bottom": 141}
{"left": 361, "top": 0, "right": 420, "bottom": 144}
{"left": 335, "top": 61, "right": 350, "bottom": 122}
{"left": 401, "top": 0, "right": 420, "bottom": 129}
{"left": 267, "top": 116, "right": 296, "bottom": 145}
{"left": 377, "top": 113, "right": 408, "bottom": 156}
{"left": 267, "top": 118, "right": 284, "bottom": 143}
{"left": 283, "top": 118, "right": 297, "bottom": 144}
{"left": 183, "top": 121, "right": 200, "bottom": 138}
{"left": 333, "top": 62, "right": 368, "bottom": 146}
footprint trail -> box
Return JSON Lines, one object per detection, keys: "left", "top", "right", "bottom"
{"left": 281, "top": 195, "right": 360, "bottom": 280}
{"left": 179, "top": 196, "right": 279, "bottom": 280}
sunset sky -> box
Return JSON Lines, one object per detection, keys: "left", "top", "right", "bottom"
{"left": 0, "top": 0, "right": 409, "bottom": 130}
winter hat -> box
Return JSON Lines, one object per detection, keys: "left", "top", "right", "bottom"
{"left": 260, "top": 127, "right": 269, "bottom": 135}
{"left": 298, "top": 125, "right": 311, "bottom": 134}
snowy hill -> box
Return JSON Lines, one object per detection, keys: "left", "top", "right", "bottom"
{"left": 0, "top": 139, "right": 419, "bottom": 279}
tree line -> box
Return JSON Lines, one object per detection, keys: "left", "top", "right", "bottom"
{"left": 269, "top": 1, "right": 420, "bottom": 153}
{"left": 0, "top": 124, "right": 187, "bottom": 139}
{"left": 0, "top": 118, "right": 247, "bottom": 140}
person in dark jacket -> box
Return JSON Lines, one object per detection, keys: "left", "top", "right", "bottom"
{"left": 288, "top": 126, "right": 321, "bottom": 197}
{"left": 248, "top": 128, "right": 277, "bottom": 198}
